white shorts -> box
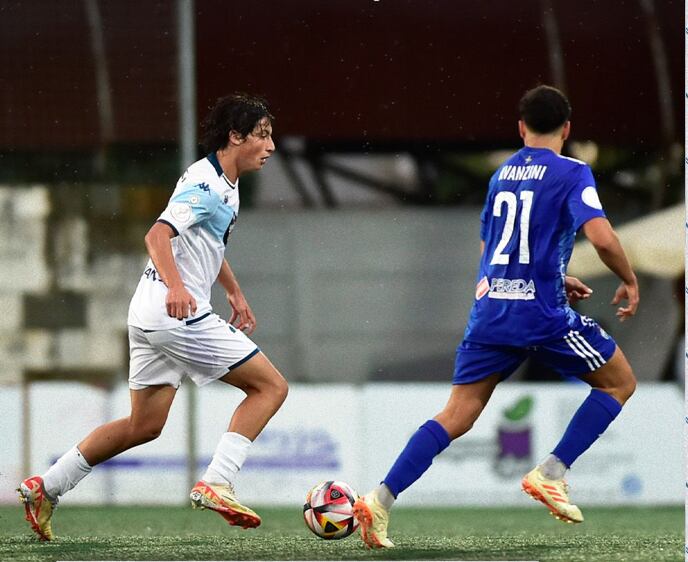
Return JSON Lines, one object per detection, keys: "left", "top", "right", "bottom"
{"left": 128, "top": 313, "right": 260, "bottom": 390}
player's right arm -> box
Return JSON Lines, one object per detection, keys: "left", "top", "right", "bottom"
{"left": 582, "top": 217, "right": 639, "bottom": 321}
{"left": 144, "top": 222, "right": 197, "bottom": 320}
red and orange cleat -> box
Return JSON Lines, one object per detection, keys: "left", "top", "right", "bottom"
{"left": 189, "top": 480, "right": 261, "bottom": 529}
{"left": 17, "top": 476, "right": 58, "bottom": 541}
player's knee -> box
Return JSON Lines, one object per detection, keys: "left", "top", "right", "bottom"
{"left": 140, "top": 425, "right": 164, "bottom": 443}
{"left": 269, "top": 373, "right": 289, "bottom": 407}
{"left": 451, "top": 419, "right": 476, "bottom": 439}
{"left": 129, "top": 419, "right": 165, "bottom": 444}
{"left": 617, "top": 372, "right": 636, "bottom": 404}
{"left": 598, "top": 371, "right": 636, "bottom": 406}
{"left": 438, "top": 412, "right": 475, "bottom": 440}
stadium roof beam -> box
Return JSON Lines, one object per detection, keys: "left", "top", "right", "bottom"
{"left": 276, "top": 151, "right": 317, "bottom": 208}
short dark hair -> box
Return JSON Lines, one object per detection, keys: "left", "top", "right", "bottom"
{"left": 200, "top": 93, "right": 274, "bottom": 152}
{"left": 518, "top": 85, "right": 571, "bottom": 134}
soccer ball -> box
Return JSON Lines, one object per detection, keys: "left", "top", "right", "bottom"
{"left": 303, "top": 480, "right": 360, "bottom": 540}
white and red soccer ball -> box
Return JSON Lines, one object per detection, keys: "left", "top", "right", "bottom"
{"left": 303, "top": 480, "right": 360, "bottom": 540}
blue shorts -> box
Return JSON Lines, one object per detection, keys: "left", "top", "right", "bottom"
{"left": 453, "top": 315, "right": 617, "bottom": 384}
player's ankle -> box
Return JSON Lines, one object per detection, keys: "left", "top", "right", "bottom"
{"left": 538, "top": 454, "right": 567, "bottom": 480}
{"left": 375, "top": 483, "right": 395, "bottom": 511}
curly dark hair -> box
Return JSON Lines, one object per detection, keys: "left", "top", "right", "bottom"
{"left": 200, "top": 93, "right": 274, "bottom": 152}
{"left": 519, "top": 85, "right": 571, "bottom": 135}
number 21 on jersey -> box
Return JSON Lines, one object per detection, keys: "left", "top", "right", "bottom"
{"left": 490, "top": 190, "right": 533, "bottom": 265}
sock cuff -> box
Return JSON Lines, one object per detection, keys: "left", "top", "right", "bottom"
{"left": 224, "top": 432, "right": 253, "bottom": 446}
{"left": 73, "top": 446, "right": 93, "bottom": 471}
{"left": 381, "top": 479, "right": 399, "bottom": 498}
{"left": 420, "top": 420, "right": 451, "bottom": 452}
{"left": 589, "top": 389, "right": 622, "bottom": 418}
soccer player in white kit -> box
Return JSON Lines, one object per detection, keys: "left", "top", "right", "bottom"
{"left": 17, "top": 94, "right": 289, "bottom": 540}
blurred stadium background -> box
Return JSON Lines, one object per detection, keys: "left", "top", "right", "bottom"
{"left": 0, "top": 0, "right": 683, "bottom": 549}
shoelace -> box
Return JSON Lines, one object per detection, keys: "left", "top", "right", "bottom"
{"left": 215, "top": 482, "right": 237, "bottom": 500}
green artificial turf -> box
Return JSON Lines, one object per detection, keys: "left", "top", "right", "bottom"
{"left": 0, "top": 505, "right": 682, "bottom": 561}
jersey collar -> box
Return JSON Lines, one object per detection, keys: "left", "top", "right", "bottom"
{"left": 207, "top": 152, "right": 224, "bottom": 176}
{"left": 207, "top": 152, "right": 239, "bottom": 189}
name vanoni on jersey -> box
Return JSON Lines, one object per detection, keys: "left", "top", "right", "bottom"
{"left": 464, "top": 146, "right": 606, "bottom": 346}
{"left": 128, "top": 153, "right": 240, "bottom": 330}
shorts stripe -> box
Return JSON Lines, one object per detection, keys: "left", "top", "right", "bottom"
{"left": 571, "top": 331, "right": 606, "bottom": 367}
{"left": 228, "top": 347, "right": 260, "bottom": 371}
{"left": 185, "top": 311, "right": 212, "bottom": 326}
{"left": 564, "top": 332, "right": 598, "bottom": 370}
{"left": 571, "top": 331, "right": 603, "bottom": 368}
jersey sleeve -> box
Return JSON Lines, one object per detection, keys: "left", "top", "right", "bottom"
{"left": 480, "top": 174, "right": 498, "bottom": 241}
{"left": 157, "top": 181, "right": 221, "bottom": 236}
{"left": 567, "top": 165, "right": 606, "bottom": 231}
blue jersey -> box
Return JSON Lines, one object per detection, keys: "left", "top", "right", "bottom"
{"left": 463, "top": 146, "right": 606, "bottom": 346}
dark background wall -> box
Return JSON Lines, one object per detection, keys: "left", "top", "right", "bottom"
{"left": 2, "top": 0, "right": 682, "bottom": 149}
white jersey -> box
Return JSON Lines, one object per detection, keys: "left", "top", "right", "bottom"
{"left": 128, "top": 153, "right": 240, "bottom": 330}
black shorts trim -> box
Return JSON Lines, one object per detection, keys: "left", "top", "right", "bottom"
{"left": 228, "top": 347, "right": 260, "bottom": 371}
{"left": 185, "top": 312, "right": 212, "bottom": 325}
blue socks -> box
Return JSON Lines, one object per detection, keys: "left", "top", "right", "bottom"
{"left": 382, "top": 420, "right": 451, "bottom": 498}
{"left": 552, "top": 389, "right": 622, "bottom": 468}
{"left": 380, "top": 390, "right": 621, "bottom": 499}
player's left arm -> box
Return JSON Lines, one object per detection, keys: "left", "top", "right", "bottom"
{"left": 567, "top": 164, "right": 638, "bottom": 321}
{"left": 565, "top": 275, "right": 593, "bottom": 304}
{"left": 217, "top": 258, "right": 256, "bottom": 334}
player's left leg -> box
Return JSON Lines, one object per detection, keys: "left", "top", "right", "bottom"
{"left": 217, "top": 352, "right": 289, "bottom": 440}
{"left": 138, "top": 314, "right": 288, "bottom": 528}
{"left": 523, "top": 319, "right": 636, "bottom": 523}
{"left": 544, "top": 346, "right": 635, "bottom": 479}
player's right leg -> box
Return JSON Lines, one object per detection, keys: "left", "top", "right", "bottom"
{"left": 18, "top": 384, "right": 177, "bottom": 540}
{"left": 355, "top": 375, "right": 501, "bottom": 548}
{"left": 18, "top": 326, "right": 180, "bottom": 541}
{"left": 355, "top": 342, "right": 522, "bottom": 548}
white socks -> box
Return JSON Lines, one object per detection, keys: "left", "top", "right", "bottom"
{"left": 375, "top": 483, "right": 396, "bottom": 511}
{"left": 201, "top": 432, "right": 252, "bottom": 486}
{"left": 42, "top": 445, "right": 92, "bottom": 500}
{"left": 539, "top": 454, "right": 567, "bottom": 480}
{"left": 40, "top": 433, "right": 252, "bottom": 499}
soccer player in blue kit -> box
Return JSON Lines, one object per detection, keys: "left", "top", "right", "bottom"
{"left": 17, "top": 94, "right": 289, "bottom": 540}
{"left": 353, "top": 85, "right": 639, "bottom": 548}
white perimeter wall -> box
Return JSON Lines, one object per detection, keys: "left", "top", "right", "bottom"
{"left": 0, "top": 382, "right": 681, "bottom": 507}
{"left": 0, "top": 184, "right": 681, "bottom": 386}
